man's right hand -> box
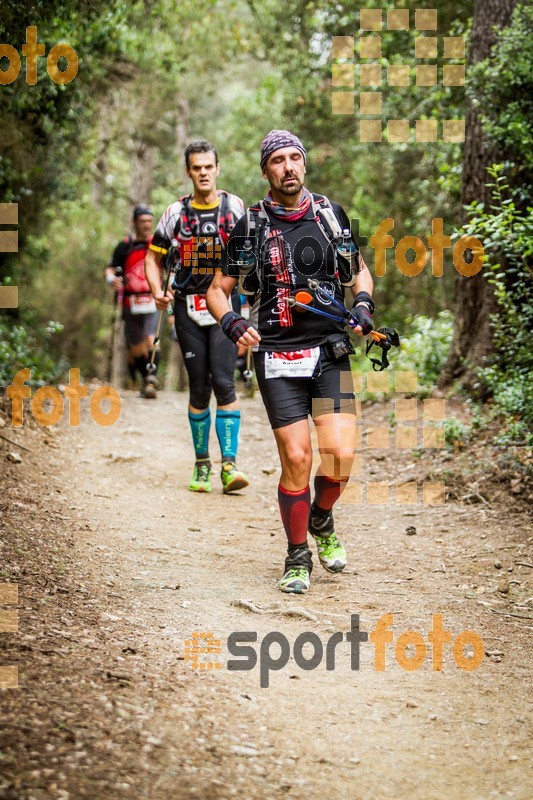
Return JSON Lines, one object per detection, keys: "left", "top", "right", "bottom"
{"left": 154, "top": 289, "right": 174, "bottom": 310}
{"left": 220, "top": 311, "right": 261, "bottom": 347}
{"left": 106, "top": 268, "right": 123, "bottom": 291}
{"left": 236, "top": 326, "right": 261, "bottom": 347}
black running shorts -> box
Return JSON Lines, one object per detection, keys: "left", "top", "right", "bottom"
{"left": 122, "top": 307, "right": 159, "bottom": 346}
{"left": 254, "top": 347, "right": 357, "bottom": 429}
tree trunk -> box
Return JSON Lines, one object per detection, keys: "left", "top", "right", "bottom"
{"left": 129, "top": 139, "right": 155, "bottom": 209}
{"left": 175, "top": 96, "right": 191, "bottom": 155}
{"left": 440, "top": 0, "right": 517, "bottom": 392}
{"left": 110, "top": 312, "right": 129, "bottom": 388}
{"left": 162, "top": 97, "right": 191, "bottom": 393}
{"left": 92, "top": 88, "right": 122, "bottom": 205}
{"left": 92, "top": 108, "right": 112, "bottom": 205}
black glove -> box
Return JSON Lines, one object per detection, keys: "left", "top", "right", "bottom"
{"left": 351, "top": 291, "right": 374, "bottom": 334}
{"left": 220, "top": 311, "right": 249, "bottom": 343}
{"left": 351, "top": 305, "right": 373, "bottom": 335}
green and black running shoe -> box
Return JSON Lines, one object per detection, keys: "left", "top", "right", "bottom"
{"left": 189, "top": 460, "right": 212, "bottom": 493}
{"left": 221, "top": 461, "right": 249, "bottom": 494}
{"left": 309, "top": 506, "right": 347, "bottom": 573}
{"left": 277, "top": 545, "right": 313, "bottom": 594}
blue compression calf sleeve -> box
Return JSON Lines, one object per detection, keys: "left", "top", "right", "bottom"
{"left": 188, "top": 409, "right": 211, "bottom": 459}
{"left": 215, "top": 410, "right": 241, "bottom": 461}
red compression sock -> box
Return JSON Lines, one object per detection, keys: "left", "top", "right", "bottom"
{"left": 313, "top": 472, "right": 348, "bottom": 513}
{"left": 277, "top": 484, "right": 311, "bottom": 546}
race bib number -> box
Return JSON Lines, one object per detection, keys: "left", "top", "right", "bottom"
{"left": 186, "top": 294, "right": 216, "bottom": 327}
{"left": 129, "top": 293, "right": 156, "bottom": 315}
{"left": 264, "top": 348, "right": 320, "bottom": 379}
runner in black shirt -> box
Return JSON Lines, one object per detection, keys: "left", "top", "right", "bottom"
{"left": 208, "top": 130, "right": 374, "bottom": 594}
{"left": 224, "top": 199, "right": 355, "bottom": 351}
{"left": 145, "top": 141, "right": 249, "bottom": 495}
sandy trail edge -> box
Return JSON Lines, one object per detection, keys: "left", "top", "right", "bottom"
{"left": 1, "top": 388, "right": 531, "bottom": 799}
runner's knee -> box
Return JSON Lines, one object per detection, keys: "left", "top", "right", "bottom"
{"left": 318, "top": 447, "right": 355, "bottom": 481}
{"left": 189, "top": 380, "right": 212, "bottom": 409}
{"left": 130, "top": 342, "right": 149, "bottom": 358}
{"left": 280, "top": 442, "right": 313, "bottom": 474}
{"left": 212, "top": 378, "right": 236, "bottom": 407}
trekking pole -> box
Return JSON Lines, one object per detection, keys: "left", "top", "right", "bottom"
{"left": 308, "top": 278, "right": 357, "bottom": 322}
{"left": 285, "top": 293, "right": 399, "bottom": 369}
{"left": 305, "top": 281, "right": 390, "bottom": 344}
{"left": 146, "top": 238, "right": 177, "bottom": 376}
{"left": 242, "top": 346, "right": 256, "bottom": 397}
{"left": 243, "top": 347, "right": 254, "bottom": 381}
{"left": 287, "top": 294, "right": 345, "bottom": 322}
{"left": 307, "top": 279, "right": 383, "bottom": 341}
{"left": 365, "top": 327, "right": 400, "bottom": 371}
{"left": 107, "top": 267, "right": 121, "bottom": 381}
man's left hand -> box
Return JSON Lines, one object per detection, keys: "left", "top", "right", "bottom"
{"left": 351, "top": 304, "right": 373, "bottom": 335}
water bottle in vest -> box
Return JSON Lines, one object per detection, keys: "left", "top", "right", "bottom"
{"left": 237, "top": 237, "right": 256, "bottom": 267}
{"left": 337, "top": 228, "right": 357, "bottom": 264}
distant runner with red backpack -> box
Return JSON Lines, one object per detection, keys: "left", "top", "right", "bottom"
{"left": 145, "top": 141, "right": 250, "bottom": 495}
{"left": 105, "top": 205, "right": 160, "bottom": 399}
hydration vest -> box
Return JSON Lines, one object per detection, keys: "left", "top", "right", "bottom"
{"left": 236, "top": 193, "right": 357, "bottom": 296}
{"left": 172, "top": 191, "right": 237, "bottom": 290}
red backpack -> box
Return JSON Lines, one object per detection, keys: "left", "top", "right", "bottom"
{"left": 121, "top": 236, "right": 152, "bottom": 297}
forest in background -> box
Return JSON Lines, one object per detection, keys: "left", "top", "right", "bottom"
{"left": 0, "top": 0, "right": 531, "bottom": 447}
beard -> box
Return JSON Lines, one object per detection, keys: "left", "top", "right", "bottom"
{"left": 276, "top": 176, "right": 303, "bottom": 196}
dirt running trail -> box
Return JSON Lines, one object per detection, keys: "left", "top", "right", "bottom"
{"left": 1, "top": 388, "right": 531, "bottom": 799}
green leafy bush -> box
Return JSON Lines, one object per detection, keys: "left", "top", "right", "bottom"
{"left": 0, "top": 314, "right": 66, "bottom": 386}
{"left": 443, "top": 416, "right": 470, "bottom": 449}
{"left": 351, "top": 310, "right": 453, "bottom": 399}
{"left": 464, "top": 165, "right": 533, "bottom": 445}
{"left": 392, "top": 312, "right": 454, "bottom": 396}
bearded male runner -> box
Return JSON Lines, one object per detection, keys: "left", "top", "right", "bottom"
{"left": 207, "top": 130, "right": 374, "bottom": 593}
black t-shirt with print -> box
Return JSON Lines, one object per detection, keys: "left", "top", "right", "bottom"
{"left": 150, "top": 192, "right": 244, "bottom": 297}
{"left": 150, "top": 205, "right": 219, "bottom": 296}
{"left": 181, "top": 205, "right": 222, "bottom": 296}
{"left": 222, "top": 201, "right": 358, "bottom": 351}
